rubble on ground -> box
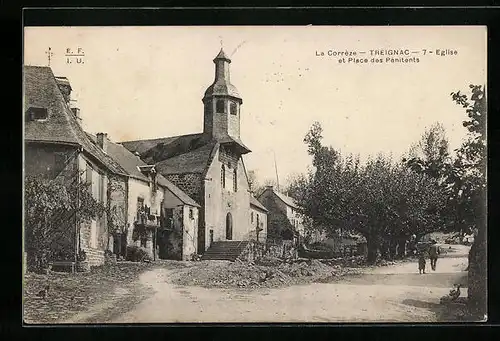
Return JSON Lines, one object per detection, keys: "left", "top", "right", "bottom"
{"left": 168, "top": 257, "right": 362, "bottom": 289}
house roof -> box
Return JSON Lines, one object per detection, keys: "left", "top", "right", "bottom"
{"left": 24, "top": 65, "right": 127, "bottom": 176}
{"left": 258, "top": 187, "right": 300, "bottom": 210}
{"left": 250, "top": 195, "right": 268, "bottom": 212}
{"left": 274, "top": 191, "right": 300, "bottom": 209}
{"left": 86, "top": 133, "right": 200, "bottom": 207}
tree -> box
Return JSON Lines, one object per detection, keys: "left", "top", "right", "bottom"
{"left": 404, "top": 122, "right": 452, "bottom": 183}
{"left": 403, "top": 123, "right": 457, "bottom": 234}
{"left": 450, "top": 84, "right": 486, "bottom": 316}
{"left": 247, "top": 170, "right": 258, "bottom": 193}
{"left": 24, "top": 173, "right": 106, "bottom": 273}
{"left": 299, "top": 122, "right": 448, "bottom": 264}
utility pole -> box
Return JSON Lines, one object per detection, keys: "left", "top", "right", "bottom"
{"left": 273, "top": 150, "right": 280, "bottom": 192}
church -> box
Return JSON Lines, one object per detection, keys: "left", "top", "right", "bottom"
{"left": 121, "top": 48, "right": 268, "bottom": 256}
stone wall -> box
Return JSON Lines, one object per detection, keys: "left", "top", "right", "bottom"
{"left": 83, "top": 248, "right": 105, "bottom": 267}
{"left": 166, "top": 173, "right": 203, "bottom": 204}
{"left": 238, "top": 240, "right": 266, "bottom": 262}
{"left": 266, "top": 240, "right": 297, "bottom": 259}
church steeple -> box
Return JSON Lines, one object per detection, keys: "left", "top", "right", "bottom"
{"left": 203, "top": 48, "right": 243, "bottom": 140}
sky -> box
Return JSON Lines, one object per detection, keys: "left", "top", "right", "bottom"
{"left": 24, "top": 26, "right": 487, "bottom": 185}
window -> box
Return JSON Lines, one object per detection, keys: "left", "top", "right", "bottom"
{"left": 27, "top": 107, "right": 48, "bottom": 121}
{"left": 233, "top": 169, "right": 237, "bottom": 192}
{"left": 216, "top": 99, "right": 225, "bottom": 113}
{"left": 99, "top": 173, "right": 105, "bottom": 203}
{"left": 189, "top": 208, "right": 194, "bottom": 219}
{"left": 53, "top": 153, "right": 67, "bottom": 177}
{"left": 85, "top": 162, "right": 93, "bottom": 191}
{"left": 230, "top": 102, "right": 237, "bottom": 115}
{"left": 92, "top": 169, "right": 101, "bottom": 201}
{"left": 251, "top": 212, "right": 254, "bottom": 223}
{"left": 221, "top": 165, "right": 226, "bottom": 188}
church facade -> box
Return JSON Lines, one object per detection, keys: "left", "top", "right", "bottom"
{"left": 121, "top": 49, "right": 267, "bottom": 254}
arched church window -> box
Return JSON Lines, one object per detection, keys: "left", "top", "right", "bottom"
{"left": 221, "top": 165, "right": 226, "bottom": 188}
{"left": 233, "top": 169, "right": 238, "bottom": 192}
{"left": 251, "top": 212, "right": 254, "bottom": 223}
{"left": 216, "top": 99, "right": 225, "bottom": 113}
{"left": 230, "top": 102, "right": 237, "bottom": 115}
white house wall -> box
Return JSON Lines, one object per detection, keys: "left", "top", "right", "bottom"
{"left": 182, "top": 205, "right": 199, "bottom": 259}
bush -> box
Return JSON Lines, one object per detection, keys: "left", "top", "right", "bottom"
{"left": 308, "top": 242, "right": 334, "bottom": 252}
{"left": 125, "top": 245, "right": 153, "bottom": 262}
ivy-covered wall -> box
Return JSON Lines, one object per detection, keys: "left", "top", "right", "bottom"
{"left": 107, "top": 173, "right": 128, "bottom": 256}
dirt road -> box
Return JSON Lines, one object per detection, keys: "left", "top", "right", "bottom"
{"left": 109, "top": 246, "right": 469, "bottom": 323}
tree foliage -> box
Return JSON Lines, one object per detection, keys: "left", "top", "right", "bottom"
{"left": 24, "top": 173, "right": 106, "bottom": 273}
{"left": 298, "top": 122, "right": 448, "bottom": 263}
{"left": 450, "top": 85, "right": 487, "bottom": 315}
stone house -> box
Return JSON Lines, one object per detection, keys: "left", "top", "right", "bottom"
{"left": 24, "top": 65, "right": 128, "bottom": 267}
{"left": 86, "top": 133, "right": 200, "bottom": 260}
{"left": 121, "top": 49, "right": 267, "bottom": 255}
{"left": 257, "top": 186, "right": 305, "bottom": 242}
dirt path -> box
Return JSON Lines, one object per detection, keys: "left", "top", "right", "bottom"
{"left": 110, "top": 250, "right": 469, "bottom": 323}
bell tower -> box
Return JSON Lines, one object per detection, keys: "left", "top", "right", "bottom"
{"left": 203, "top": 48, "right": 243, "bottom": 140}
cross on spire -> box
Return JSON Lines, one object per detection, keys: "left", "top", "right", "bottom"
{"left": 45, "top": 47, "right": 54, "bottom": 67}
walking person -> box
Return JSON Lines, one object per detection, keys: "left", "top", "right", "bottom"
{"left": 429, "top": 240, "right": 440, "bottom": 271}
{"left": 418, "top": 251, "right": 427, "bottom": 274}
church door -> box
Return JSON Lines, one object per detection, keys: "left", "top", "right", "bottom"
{"left": 226, "top": 213, "right": 233, "bottom": 240}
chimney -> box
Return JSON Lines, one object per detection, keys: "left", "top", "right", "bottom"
{"left": 71, "top": 107, "right": 82, "bottom": 125}
{"left": 96, "top": 133, "right": 108, "bottom": 153}
{"left": 55, "top": 76, "right": 72, "bottom": 104}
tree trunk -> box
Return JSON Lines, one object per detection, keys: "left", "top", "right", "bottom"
{"left": 366, "top": 236, "right": 379, "bottom": 264}
{"left": 467, "top": 226, "right": 486, "bottom": 317}
{"left": 396, "top": 238, "right": 407, "bottom": 259}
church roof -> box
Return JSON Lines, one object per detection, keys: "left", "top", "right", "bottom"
{"left": 24, "top": 65, "right": 127, "bottom": 176}
{"left": 214, "top": 48, "right": 231, "bottom": 62}
{"left": 155, "top": 141, "right": 218, "bottom": 175}
{"left": 120, "top": 133, "right": 218, "bottom": 176}
{"left": 218, "top": 135, "right": 251, "bottom": 154}
{"left": 204, "top": 82, "right": 241, "bottom": 100}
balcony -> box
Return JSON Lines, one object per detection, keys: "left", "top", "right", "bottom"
{"left": 135, "top": 212, "right": 161, "bottom": 229}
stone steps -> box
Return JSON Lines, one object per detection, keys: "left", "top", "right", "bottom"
{"left": 202, "top": 241, "right": 249, "bottom": 261}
